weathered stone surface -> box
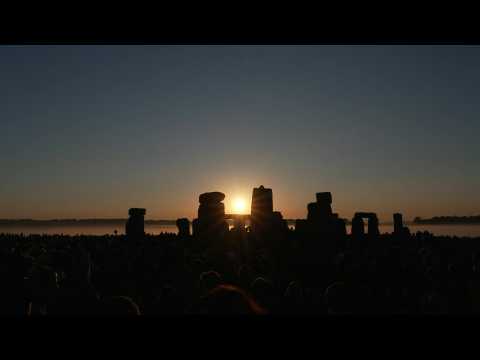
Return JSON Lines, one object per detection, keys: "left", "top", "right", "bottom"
{"left": 368, "top": 214, "right": 380, "bottom": 236}
{"left": 251, "top": 185, "right": 273, "bottom": 218}
{"left": 176, "top": 218, "right": 190, "bottom": 237}
{"left": 295, "top": 219, "right": 308, "bottom": 233}
{"left": 198, "top": 203, "right": 225, "bottom": 211}
{"left": 192, "top": 218, "right": 200, "bottom": 236}
{"left": 337, "top": 218, "right": 347, "bottom": 236}
{"left": 250, "top": 185, "right": 276, "bottom": 237}
{"left": 126, "top": 208, "right": 146, "bottom": 238}
{"left": 355, "top": 212, "right": 376, "bottom": 218}
{"left": 393, "top": 213, "right": 403, "bottom": 234}
{"left": 353, "top": 212, "right": 379, "bottom": 236}
{"left": 316, "top": 192, "right": 332, "bottom": 205}
{"left": 128, "top": 208, "right": 146, "bottom": 216}
{"left": 198, "top": 206, "right": 225, "bottom": 222}
{"left": 307, "top": 202, "right": 332, "bottom": 221}
{"left": 199, "top": 192, "right": 225, "bottom": 204}
{"left": 197, "top": 192, "right": 226, "bottom": 222}
{"left": 273, "top": 211, "right": 283, "bottom": 220}
{"left": 194, "top": 191, "right": 228, "bottom": 240}
{"left": 351, "top": 215, "right": 365, "bottom": 237}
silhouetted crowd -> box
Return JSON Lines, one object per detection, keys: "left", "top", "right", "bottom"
{"left": 1, "top": 188, "right": 480, "bottom": 316}
{"left": 2, "top": 228, "right": 480, "bottom": 315}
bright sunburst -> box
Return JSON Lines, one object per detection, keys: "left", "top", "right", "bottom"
{"left": 232, "top": 197, "right": 247, "bottom": 214}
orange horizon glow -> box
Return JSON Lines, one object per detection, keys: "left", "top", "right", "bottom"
{"left": 230, "top": 196, "right": 249, "bottom": 215}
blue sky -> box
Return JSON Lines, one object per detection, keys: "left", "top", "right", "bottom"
{"left": 1, "top": 45, "right": 479, "bottom": 221}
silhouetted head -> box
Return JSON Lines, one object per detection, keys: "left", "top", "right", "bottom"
{"left": 176, "top": 218, "right": 190, "bottom": 236}
{"left": 199, "top": 270, "right": 223, "bottom": 295}
{"left": 199, "top": 284, "right": 266, "bottom": 315}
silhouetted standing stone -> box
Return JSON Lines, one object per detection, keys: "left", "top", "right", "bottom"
{"left": 251, "top": 185, "right": 273, "bottom": 221}
{"left": 315, "top": 192, "right": 333, "bottom": 217}
{"left": 199, "top": 192, "right": 225, "bottom": 204}
{"left": 307, "top": 202, "right": 320, "bottom": 222}
{"left": 368, "top": 214, "right": 380, "bottom": 237}
{"left": 270, "top": 211, "right": 289, "bottom": 238}
{"left": 352, "top": 212, "right": 379, "bottom": 237}
{"left": 250, "top": 185, "right": 274, "bottom": 236}
{"left": 192, "top": 218, "right": 200, "bottom": 237}
{"left": 393, "top": 213, "right": 403, "bottom": 234}
{"left": 305, "top": 192, "right": 339, "bottom": 235}
{"left": 333, "top": 214, "right": 347, "bottom": 237}
{"left": 351, "top": 214, "right": 365, "bottom": 237}
{"left": 316, "top": 192, "right": 332, "bottom": 205}
{"left": 198, "top": 192, "right": 226, "bottom": 222}
{"left": 126, "top": 208, "right": 146, "bottom": 238}
{"left": 193, "top": 191, "right": 228, "bottom": 240}
{"left": 198, "top": 202, "right": 225, "bottom": 221}
{"left": 393, "top": 213, "right": 410, "bottom": 237}
{"left": 176, "top": 218, "right": 190, "bottom": 237}
{"left": 296, "top": 192, "right": 347, "bottom": 269}
{"left": 295, "top": 219, "right": 308, "bottom": 234}
{"left": 273, "top": 211, "right": 287, "bottom": 228}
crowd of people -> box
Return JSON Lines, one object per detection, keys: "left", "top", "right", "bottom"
{"left": 1, "top": 226, "right": 480, "bottom": 316}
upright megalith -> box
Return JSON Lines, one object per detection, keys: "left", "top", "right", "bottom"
{"left": 198, "top": 192, "right": 226, "bottom": 223}
{"left": 272, "top": 211, "right": 288, "bottom": 232}
{"left": 316, "top": 192, "right": 332, "bottom": 204}
{"left": 307, "top": 202, "right": 320, "bottom": 222}
{"left": 351, "top": 214, "right": 365, "bottom": 238}
{"left": 393, "top": 213, "right": 410, "bottom": 237}
{"left": 368, "top": 213, "right": 380, "bottom": 237}
{"left": 126, "top": 208, "right": 146, "bottom": 238}
{"left": 249, "top": 185, "right": 290, "bottom": 255}
{"left": 315, "top": 192, "right": 333, "bottom": 218}
{"left": 295, "top": 219, "right": 308, "bottom": 234}
{"left": 198, "top": 196, "right": 225, "bottom": 221}
{"left": 176, "top": 218, "right": 190, "bottom": 237}
{"left": 251, "top": 185, "right": 273, "bottom": 220}
{"left": 250, "top": 185, "right": 275, "bottom": 235}
{"left": 333, "top": 213, "right": 347, "bottom": 237}
{"left": 295, "top": 192, "right": 347, "bottom": 264}
{"left": 304, "top": 191, "right": 340, "bottom": 234}
{"left": 352, "top": 212, "right": 379, "bottom": 237}
{"left": 393, "top": 213, "right": 403, "bottom": 234}
{"left": 199, "top": 192, "right": 225, "bottom": 204}
{"left": 193, "top": 191, "right": 228, "bottom": 239}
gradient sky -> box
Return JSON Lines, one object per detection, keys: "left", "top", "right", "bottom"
{"left": 1, "top": 45, "right": 479, "bottom": 221}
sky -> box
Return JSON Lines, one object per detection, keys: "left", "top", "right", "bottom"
{"left": 1, "top": 45, "right": 479, "bottom": 221}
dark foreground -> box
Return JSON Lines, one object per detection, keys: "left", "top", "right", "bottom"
{"left": 2, "top": 229, "right": 480, "bottom": 316}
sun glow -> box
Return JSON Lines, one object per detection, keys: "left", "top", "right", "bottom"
{"left": 232, "top": 197, "right": 248, "bottom": 214}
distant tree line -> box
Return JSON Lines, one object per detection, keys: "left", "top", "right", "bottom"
{"left": 414, "top": 216, "right": 480, "bottom": 224}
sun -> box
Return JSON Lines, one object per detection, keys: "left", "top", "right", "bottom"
{"left": 232, "top": 197, "right": 248, "bottom": 214}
